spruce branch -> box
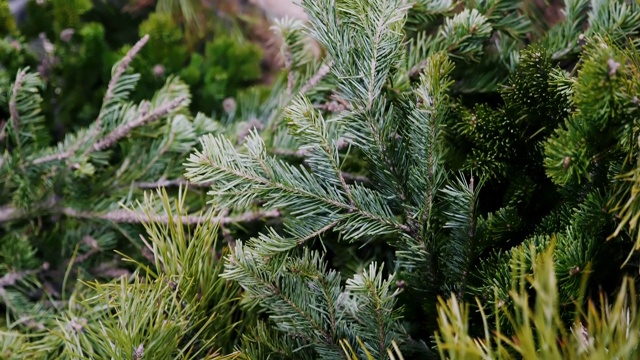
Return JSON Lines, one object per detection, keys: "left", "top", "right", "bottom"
{"left": 224, "top": 246, "right": 335, "bottom": 344}
{"left": 344, "top": 262, "right": 402, "bottom": 359}
{"left": 98, "top": 35, "right": 149, "bottom": 132}
{"left": 31, "top": 95, "right": 187, "bottom": 165}
{"left": 92, "top": 95, "right": 187, "bottom": 152}
{"left": 5, "top": 68, "right": 27, "bottom": 142}
{"left": 79, "top": 34, "right": 150, "bottom": 154}
{"left": 187, "top": 132, "right": 409, "bottom": 243}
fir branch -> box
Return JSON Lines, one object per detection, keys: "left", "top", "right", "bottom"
{"left": 441, "top": 174, "right": 482, "bottom": 294}
{"left": 188, "top": 133, "right": 409, "bottom": 239}
{"left": 31, "top": 95, "right": 187, "bottom": 165}
{"left": 88, "top": 35, "right": 150, "bottom": 142}
{"left": 104, "top": 35, "right": 149, "bottom": 111}
{"left": 92, "top": 95, "right": 187, "bottom": 152}
{"left": 226, "top": 247, "right": 334, "bottom": 345}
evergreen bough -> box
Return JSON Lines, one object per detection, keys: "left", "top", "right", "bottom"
{"left": 3, "top": 0, "right": 640, "bottom": 359}
{"left": 184, "top": 0, "right": 640, "bottom": 357}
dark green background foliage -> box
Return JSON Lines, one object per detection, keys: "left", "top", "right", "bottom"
{"left": 3, "top": 0, "right": 640, "bottom": 359}
{"left": 1, "top": 0, "right": 263, "bottom": 127}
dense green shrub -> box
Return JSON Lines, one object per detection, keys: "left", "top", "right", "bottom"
{"left": 1, "top": 0, "right": 263, "bottom": 126}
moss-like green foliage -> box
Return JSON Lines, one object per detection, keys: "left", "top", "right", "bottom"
{"left": 52, "top": 0, "right": 93, "bottom": 33}
{"left": 138, "top": 12, "right": 188, "bottom": 73}
{"left": 0, "top": 0, "right": 16, "bottom": 36}
{"left": 181, "top": 35, "right": 263, "bottom": 112}
{"left": 6, "top": 0, "right": 265, "bottom": 127}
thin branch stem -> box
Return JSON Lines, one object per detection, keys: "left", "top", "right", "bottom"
{"left": 296, "top": 219, "right": 341, "bottom": 245}
{"left": 0, "top": 196, "right": 277, "bottom": 226}
{"left": 61, "top": 207, "right": 281, "bottom": 225}
{"left": 300, "top": 61, "right": 333, "bottom": 95}
{"left": 271, "top": 148, "right": 308, "bottom": 157}
{"left": 92, "top": 95, "right": 187, "bottom": 152}
{"left": 0, "top": 196, "right": 57, "bottom": 223}
{"left": 341, "top": 172, "right": 370, "bottom": 185}
{"left": 197, "top": 156, "right": 409, "bottom": 233}
{"left": 0, "top": 120, "right": 6, "bottom": 143}
{"left": 105, "top": 36, "right": 149, "bottom": 110}
{"left": 132, "top": 178, "right": 213, "bottom": 189}
{"left": 271, "top": 137, "right": 350, "bottom": 158}
{"left": 0, "top": 264, "right": 47, "bottom": 297}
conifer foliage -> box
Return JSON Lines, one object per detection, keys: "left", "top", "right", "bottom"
{"left": 3, "top": 0, "right": 640, "bottom": 359}
{"left": 185, "top": 0, "right": 640, "bottom": 358}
